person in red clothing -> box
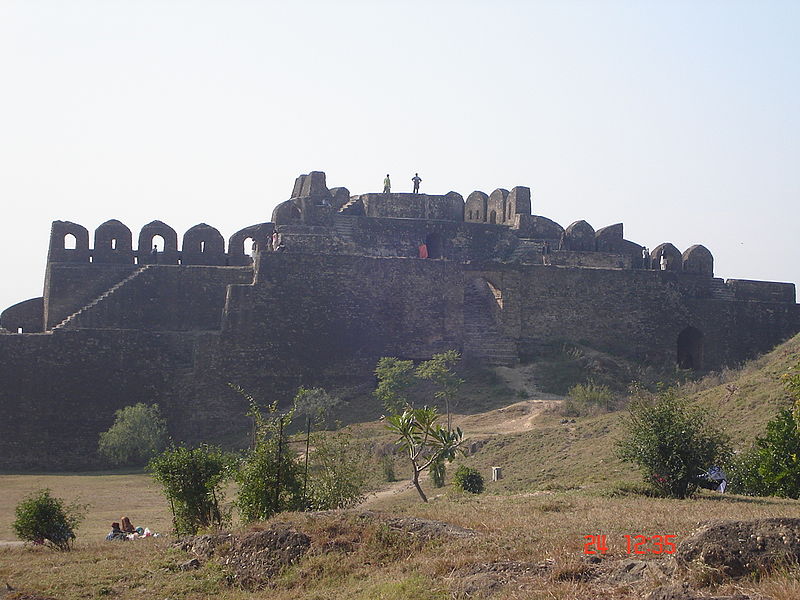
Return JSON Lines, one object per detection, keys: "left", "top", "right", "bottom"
{"left": 418, "top": 241, "right": 428, "bottom": 259}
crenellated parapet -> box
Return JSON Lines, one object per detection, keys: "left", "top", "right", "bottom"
{"left": 47, "top": 219, "right": 272, "bottom": 266}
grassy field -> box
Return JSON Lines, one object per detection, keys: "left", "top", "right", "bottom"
{"left": 0, "top": 472, "right": 172, "bottom": 541}
{"left": 1, "top": 333, "right": 798, "bottom": 599}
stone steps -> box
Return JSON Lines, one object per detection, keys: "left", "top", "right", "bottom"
{"left": 338, "top": 198, "right": 364, "bottom": 216}
{"left": 52, "top": 265, "right": 151, "bottom": 330}
{"left": 462, "top": 281, "right": 518, "bottom": 366}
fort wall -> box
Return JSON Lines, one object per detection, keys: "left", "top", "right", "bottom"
{"left": 1, "top": 172, "right": 798, "bottom": 471}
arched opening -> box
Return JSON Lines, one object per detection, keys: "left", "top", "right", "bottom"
{"left": 64, "top": 234, "right": 77, "bottom": 250}
{"left": 111, "top": 238, "right": 117, "bottom": 250}
{"left": 501, "top": 198, "right": 507, "bottom": 223}
{"left": 425, "top": 233, "right": 443, "bottom": 259}
{"left": 201, "top": 240, "right": 206, "bottom": 252}
{"left": 677, "top": 326, "right": 704, "bottom": 370}
{"left": 151, "top": 235, "right": 165, "bottom": 252}
{"left": 489, "top": 210, "right": 497, "bottom": 224}
{"left": 243, "top": 237, "right": 254, "bottom": 256}
{"left": 17, "top": 327, "right": 23, "bottom": 334}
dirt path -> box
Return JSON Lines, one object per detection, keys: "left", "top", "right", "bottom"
{"left": 358, "top": 364, "right": 564, "bottom": 508}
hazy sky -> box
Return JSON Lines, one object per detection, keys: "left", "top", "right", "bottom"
{"left": 1, "top": 0, "right": 798, "bottom": 314}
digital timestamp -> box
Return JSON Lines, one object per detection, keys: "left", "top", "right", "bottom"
{"left": 583, "top": 534, "right": 677, "bottom": 555}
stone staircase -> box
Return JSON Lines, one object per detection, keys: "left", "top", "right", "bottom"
{"left": 462, "top": 279, "right": 519, "bottom": 366}
{"left": 338, "top": 197, "right": 364, "bottom": 216}
{"left": 333, "top": 215, "right": 358, "bottom": 242}
{"left": 709, "top": 278, "right": 735, "bottom": 301}
{"left": 52, "top": 265, "right": 151, "bottom": 330}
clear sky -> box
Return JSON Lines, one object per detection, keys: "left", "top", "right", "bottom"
{"left": 0, "top": 0, "right": 797, "bottom": 314}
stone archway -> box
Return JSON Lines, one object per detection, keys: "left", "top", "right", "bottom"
{"left": 677, "top": 326, "right": 704, "bottom": 370}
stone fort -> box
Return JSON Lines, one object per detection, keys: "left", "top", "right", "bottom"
{"left": 1, "top": 171, "right": 798, "bottom": 469}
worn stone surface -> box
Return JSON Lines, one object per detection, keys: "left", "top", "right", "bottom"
{"left": 0, "top": 171, "right": 798, "bottom": 470}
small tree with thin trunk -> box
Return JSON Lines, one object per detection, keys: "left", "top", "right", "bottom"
{"left": 385, "top": 406, "right": 465, "bottom": 502}
{"left": 415, "top": 350, "right": 463, "bottom": 432}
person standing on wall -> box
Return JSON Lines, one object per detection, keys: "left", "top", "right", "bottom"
{"left": 418, "top": 240, "right": 428, "bottom": 259}
{"left": 660, "top": 252, "right": 668, "bottom": 271}
{"left": 642, "top": 246, "right": 649, "bottom": 269}
{"left": 151, "top": 245, "right": 158, "bottom": 264}
{"left": 412, "top": 173, "right": 422, "bottom": 194}
{"left": 383, "top": 174, "right": 391, "bottom": 193}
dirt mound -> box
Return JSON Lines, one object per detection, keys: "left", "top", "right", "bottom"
{"left": 676, "top": 517, "right": 800, "bottom": 578}
{"left": 645, "top": 584, "right": 750, "bottom": 600}
{"left": 450, "top": 560, "right": 551, "bottom": 598}
{"left": 379, "top": 514, "right": 477, "bottom": 539}
{"left": 182, "top": 525, "right": 311, "bottom": 589}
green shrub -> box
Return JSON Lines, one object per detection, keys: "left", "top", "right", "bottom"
{"left": 727, "top": 409, "right": 800, "bottom": 498}
{"left": 430, "top": 458, "right": 446, "bottom": 488}
{"left": 380, "top": 453, "right": 396, "bottom": 482}
{"left": 149, "top": 444, "right": 232, "bottom": 534}
{"left": 12, "top": 489, "right": 85, "bottom": 551}
{"left": 98, "top": 403, "right": 168, "bottom": 466}
{"left": 453, "top": 465, "right": 484, "bottom": 494}
{"left": 616, "top": 388, "right": 731, "bottom": 498}
{"left": 307, "top": 429, "right": 369, "bottom": 510}
{"left": 565, "top": 381, "right": 615, "bottom": 414}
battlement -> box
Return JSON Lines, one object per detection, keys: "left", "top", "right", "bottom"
{"left": 1, "top": 169, "right": 798, "bottom": 470}
{"left": 47, "top": 219, "right": 273, "bottom": 266}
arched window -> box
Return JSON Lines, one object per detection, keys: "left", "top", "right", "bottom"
{"left": 243, "top": 237, "right": 254, "bottom": 256}
{"left": 64, "top": 234, "right": 77, "bottom": 250}
{"left": 151, "top": 235, "right": 165, "bottom": 252}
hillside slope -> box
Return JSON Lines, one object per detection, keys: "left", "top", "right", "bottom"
{"left": 451, "top": 332, "right": 800, "bottom": 494}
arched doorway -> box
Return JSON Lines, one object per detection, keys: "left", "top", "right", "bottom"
{"left": 677, "top": 326, "right": 703, "bottom": 370}
{"left": 425, "top": 232, "right": 443, "bottom": 259}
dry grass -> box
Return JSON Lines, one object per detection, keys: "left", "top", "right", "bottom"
{"left": 1, "top": 334, "right": 798, "bottom": 598}
{"left": 2, "top": 488, "right": 800, "bottom": 599}
{"left": 0, "top": 472, "right": 173, "bottom": 541}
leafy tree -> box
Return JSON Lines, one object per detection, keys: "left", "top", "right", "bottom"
{"left": 728, "top": 409, "right": 800, "bottom": 498}
{"left": 12, "top": 489, "right": 86, "bottom": 551}
{"left": 98, "top": 403, "right": 168, "bottom": 466}
{"left": 385, "top": 406, "right": 465, "bottom": 502}
{"left": 293, "top": 386, "right": 340, "bottom": 429}
{"left": 374, "top": 357, "right": 416, "bottom": 414}
{"left": 235, "top": 397, "right": 304, "bottom": 522}
{"left": 415, "top": 349, "right": 463, "bottom": 431}
{"left": 616, "top": 388, "right": 731, "bottom": 498}
{"left": 453, "top": 466, "right": 484, "bottom": 494}
{"left": 148, "top": 444, "right": 232, "bottom": 534}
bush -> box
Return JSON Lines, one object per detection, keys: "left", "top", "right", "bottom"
{"left": 380, "top": 453, "right": 396, "bottom": 482}
{"left": 12, "top": 489, "right": 85, "bottom": 551}
{"left": 453, "top": 466, "right": 484, "bottom": 494}
{"left": 307, "top": 428, "right": 369, "bottom": 510}
{"left": 727, "top": 409, "right": 800, "bottom": 498}
{"left": 430, "top": 458, "right": 446, "bottom": 488}
{"left": 564, "top": 381, "right": 615, "bottom": 415}
{"left": 98, "top": 403, "right": 168, "bottom": 466}
{"left": 149, "top": 444, "right": 232, "bottom": 534}
{"left": 616, "top": 388, "right": 731, "bottom": 498}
